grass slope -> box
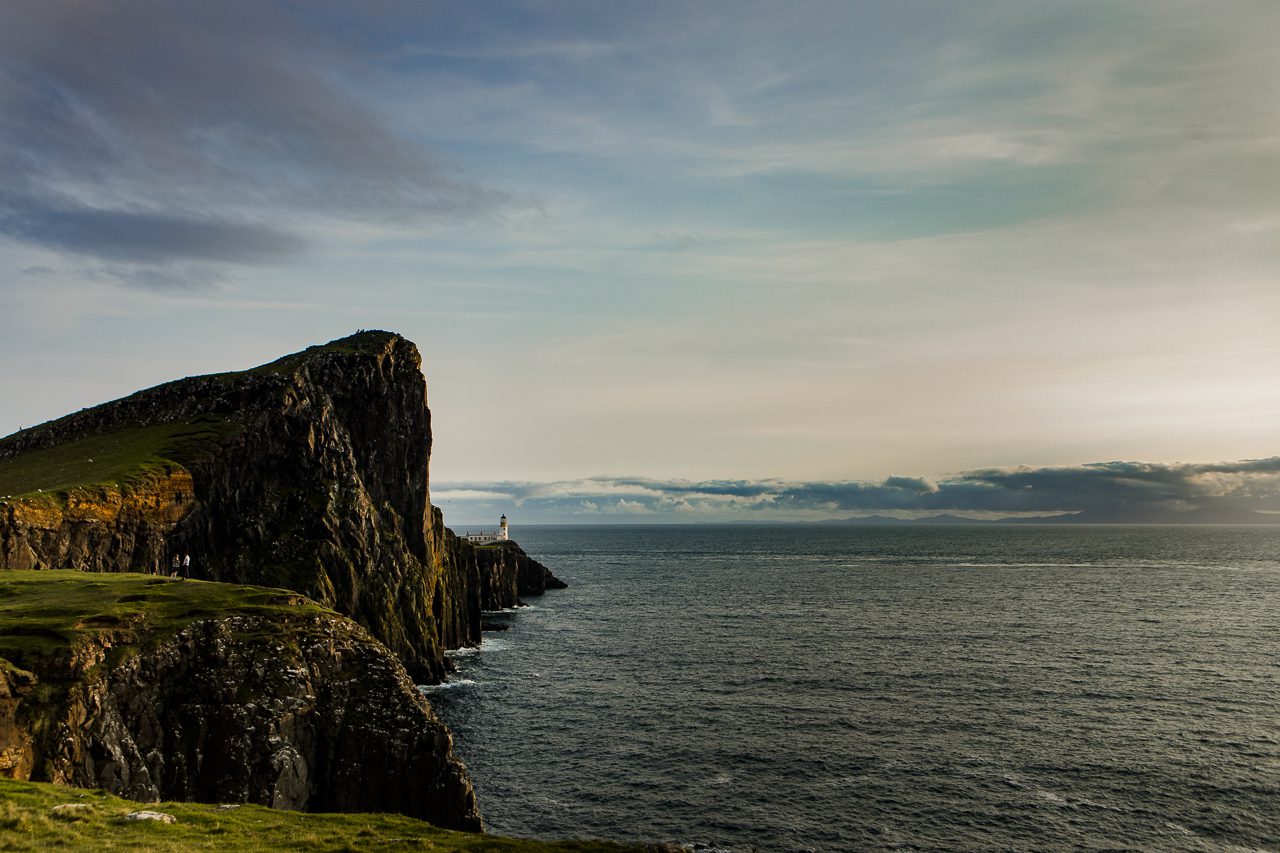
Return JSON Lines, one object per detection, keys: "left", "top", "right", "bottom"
{"left": 0, "top": 570, "right": 330, "bottom": 671}
{"left": 0, "top": 331, "right": 396, "bottom": 503}
{"left": 0, "top": 778, "right": 639, "bottom": 852}
{"left": 0, "top": 416, "right": 232, "bottom": 502}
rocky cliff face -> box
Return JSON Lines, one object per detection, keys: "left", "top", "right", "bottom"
{"left": 0, "top": 331, "right": 562, "bottom": 683}
{"left": 428, "top": 513, "right": 565, "bottom": 638}
{"left": 475, "top": 538, "right": 569, "bottom": 610}
{"left": 0, "top": 468, "right": 192, "bottom": 574}
{"left": 0, "top": 578, "right": 480, "bottom": 829}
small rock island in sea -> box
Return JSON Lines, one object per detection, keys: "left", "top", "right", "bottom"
{"left": 0, "top": 331, "right": 607, "bottom": 851}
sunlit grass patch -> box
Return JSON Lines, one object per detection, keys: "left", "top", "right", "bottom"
{"left": 0, "top": 416, "right": 233, "bottom": 502}
{"left": 0, "top": 777, "right": 640, "bottom": 852}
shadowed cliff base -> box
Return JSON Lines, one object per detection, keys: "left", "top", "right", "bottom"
{"left": 0, "top": 330, "right": 564, "bottom": 683}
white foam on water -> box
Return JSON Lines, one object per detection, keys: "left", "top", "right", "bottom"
{"left": 420, "top": 678, "right": 477, "bottom": 693}
{"left": 1035, "top": 788, "right": 1069, "bottom": 806}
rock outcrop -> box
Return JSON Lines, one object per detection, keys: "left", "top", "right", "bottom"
{"left": 474, "top": 538, "right": 568, "bottom": 610}
{"left": 0, "top": 331, "right": 563, "bottom": 683}
{"left": 0, "top": 574, "right": 480, "bottom": 829}
{"left": 425, "top": 514, "right": 563, "bottom": 646}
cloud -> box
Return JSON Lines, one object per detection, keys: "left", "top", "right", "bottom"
{"left": 573, "top": 498, "right": 655, "bottom": 516}
{"left": 0, "top": 201, "right": 304, "bottom": 265}
{"left": 882, "top": 476, "right": 939, "bottom": 495}
{"left": 0, "top": 1, "right": 508, "bottom": 284}
{"left": 401, "top": 36, "right": 623, "bottom": 63}
{"left": 436, "top": 457, "right": 1280, "bottom": 522}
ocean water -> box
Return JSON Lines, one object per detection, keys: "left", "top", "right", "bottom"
{"left": 427, "top": 525, "right": 1280, "bottom": 852}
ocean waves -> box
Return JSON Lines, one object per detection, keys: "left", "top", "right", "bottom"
{"left": 431, "top": 524, "right": 1280, "bottom": 851}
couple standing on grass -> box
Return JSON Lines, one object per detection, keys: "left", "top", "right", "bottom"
{"left": 169, "top": 553, "right": 191, "bottom": 579}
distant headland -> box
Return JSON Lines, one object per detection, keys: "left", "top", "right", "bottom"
{"left": 0, "top": 332, "right": 581, "bottom": 842}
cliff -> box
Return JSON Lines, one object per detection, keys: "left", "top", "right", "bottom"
{"left": 473, "top": 538, "right": 569, "bottom": 609}
{"left": 0, "top": 570, "right": 480, "bottom": 829}
{"left": 0, "top": 331, "right": 562, "bottom": 683}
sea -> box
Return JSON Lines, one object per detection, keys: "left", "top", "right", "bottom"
{"left": 426, "top": 525, "right": 1280, "bottom": 852}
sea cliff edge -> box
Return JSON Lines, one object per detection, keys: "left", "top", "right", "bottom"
{"left": 0, "top": 331, "right": 564, "bottom": 830}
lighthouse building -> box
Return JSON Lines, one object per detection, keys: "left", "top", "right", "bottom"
{"left": 464, "top": 515, "right": 509, "bottom": 545}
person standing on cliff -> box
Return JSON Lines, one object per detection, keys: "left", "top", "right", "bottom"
{"left": 182, "top": 553, "right": 191, "bottom": 580}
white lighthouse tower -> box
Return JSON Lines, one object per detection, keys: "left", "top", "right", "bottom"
{"left": 464, "top": 514, "right": 511, "bottom": 545}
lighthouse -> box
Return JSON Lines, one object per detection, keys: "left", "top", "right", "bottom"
{"left": 463, "top": 514, "right": 511, "bottom": 545}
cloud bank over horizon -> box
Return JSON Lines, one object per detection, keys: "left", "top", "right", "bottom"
{"left": 436, "top": 457, "right": 1280, "bottom": 524}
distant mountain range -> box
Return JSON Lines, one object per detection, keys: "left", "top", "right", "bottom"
{"left": 831, "top": 507, "right": 1280, "bottom": 525}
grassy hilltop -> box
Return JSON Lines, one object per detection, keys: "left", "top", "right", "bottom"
{"left": 0, "top": 331, "right": 399, "bottom": 505}
{"left": 0, "top": 570, "right": 328, "bottom": 672}
{"left": 0, "top": 777, "right": 636, "bottom": 852}
{"left": 0, "top": 416, "right": 232, "bottom": 506}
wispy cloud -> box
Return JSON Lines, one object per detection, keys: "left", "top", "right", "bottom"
{"left": 0, "top": 201, "right": 304, "bottom": 265}
{"left": 399, "top": 37, "right": 623, "bottom": 63}
{"left": 0, "top": 1, "right": 511, "bottom": 287}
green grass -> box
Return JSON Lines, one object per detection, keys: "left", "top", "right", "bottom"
{"left": 0, "top": 778, "right": 640, "bottom": 852}
{"left": 0, "top": 416, "right": 233, "bottom": 502}
{"left": 0, "top": 571, "right": 327, "bottom": 672}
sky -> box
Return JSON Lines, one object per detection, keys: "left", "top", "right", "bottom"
{"left": 2, "top": 1, "right": 1279, "bottom": 524}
